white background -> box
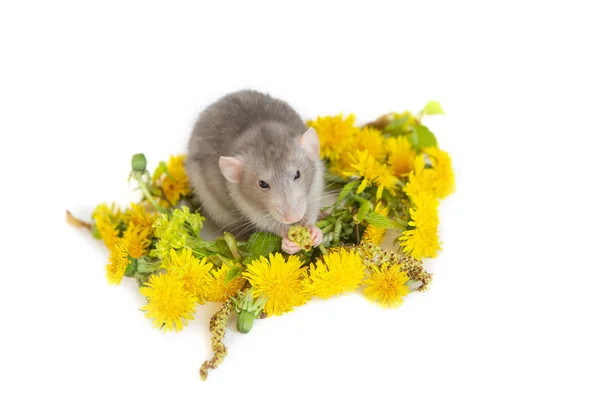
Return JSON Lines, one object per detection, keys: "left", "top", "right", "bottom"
{"left": 1, "top": 1, "right": 599, "bottom": 399}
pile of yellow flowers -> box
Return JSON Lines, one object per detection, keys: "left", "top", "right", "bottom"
{"left": 67, "top": 101, "right": 455, "bottom": 380}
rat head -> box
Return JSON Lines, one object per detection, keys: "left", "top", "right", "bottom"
{"left": 218, "top": 125, "right": 320, "bottom": 225}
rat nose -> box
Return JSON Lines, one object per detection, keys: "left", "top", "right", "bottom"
{"left": 283, "top": 210, "right": 302, "bottom": 224}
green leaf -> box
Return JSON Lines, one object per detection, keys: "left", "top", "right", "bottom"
{"left": 409, "top": 127, "right": 419, "bottom": 149}
{"left": 246, "top": 232, "right": 282, "bottom": 259}
{"left": 408, "top": 124, "right": 438, "bottom": 150}
{"left": 224, "top": 264, "right": 244, "bottom": 283}
{"left": 223, "top": 232, "right": 242, "bottom": 261}
{"left": 208, "top": 255, "right": 223, "bottom": 267}
{"left": 215, "top": 237, "right": 233, "bottom": 258}
{"left": 421, "top": 100, "right": 444, "bottom": 116}
{"left": 390, "top": 218, "right": 408, "bottom": 230}
{"left": 383, "top": 115, "right": 410, "bottom": 134}
{"left": 356, "top": 201, "right": 371, "bottom": 222}
{"left": 136, "top": 257, "right": 160, "bottom": 273}
{"left": 124, "top": 258, "right": 137, "bottom": 277}
{"left": 364, "top": 211, "right": 394, "bottom": 229}
{"left": 337, "top": 180, "right": 360, "bottom": 204}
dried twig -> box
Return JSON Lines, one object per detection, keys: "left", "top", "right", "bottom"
{"left": 65, "top": 210, "right": 92, "bottom": 231}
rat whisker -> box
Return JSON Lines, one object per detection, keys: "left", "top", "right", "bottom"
{"left": 235, "top": 214, "right": 277, "bottom": 238}
{"left": 215, "top": 210, "right": 272, "bottom": 234}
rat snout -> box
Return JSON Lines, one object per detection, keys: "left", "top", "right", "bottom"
{"left": 282, "top": 209, "right": 302, "bottom": 224}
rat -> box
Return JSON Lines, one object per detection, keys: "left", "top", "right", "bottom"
{"left": 185, "top": 89, "right": 324, "bottom": 254}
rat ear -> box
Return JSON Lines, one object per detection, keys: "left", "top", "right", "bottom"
{"left": 219, "top": 156, "right": 244, "bottom": 184}
{"left": 298, "top": 127, "right": 320, "bottom": 159}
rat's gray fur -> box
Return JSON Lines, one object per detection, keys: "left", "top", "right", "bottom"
{"left": 186, "top": 90, "right": 324, "bottom": 238}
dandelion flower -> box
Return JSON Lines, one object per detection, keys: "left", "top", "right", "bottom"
{"left": 302, "top": 248, "right": 365, "bottom": 299}
{"left": 345, "top": 150, "right": 382, "bottom": 194}
{"left": 164, "top": 248, "right": 213, "bottom": 302}
{"left": 399, "top": 194, "right": 441, "bottom": 259}
{"left": 374, "top": 168, "right": 398, "bottom": 200}
{"left": 386, "top": 136, "right": 416, "bottom": 177}
{"left": 124, "top": 202, "right": 156, "bottom": 231}
{"left": 307, "top": 114, "right": 358, "bottom": 162}
{"left": 140, "top": 272, "right": 198, "bottom": 332}
{"left": 122, "top": 224, "right": 152, "bottom": 258}
{"left": 242, "top": 253, "right": 307, "bottom": 316}
{"left": 205, "top": 264, "right": 247, "bottom": 303}
{"left": 364, "top": 263, "right": 410, "bottom": 308}
{"left": 399, "top": 226, "right": 440, "bottom": 260}
{"left": 354, "top": 127, "right": 386, "bottom": 161}
{"left": 92, "top": 203, "right": 123, "bottom": 251}
{"left": 425, "top": 147, "right": 456, "bottom": 199}
{"left": 105, "top": 240, "right": 131, "bottom": 285}
{"left": 153, "top": 155, "right": 191, "bottom": 206}
{"left": 328, "top": 153, "right": 355, "bottom": 178}
{"left": 402, "top": 154, "right": 437, "bottom": 200}
{"left": 404, "top": 149, "right": 456, "bottom": 200}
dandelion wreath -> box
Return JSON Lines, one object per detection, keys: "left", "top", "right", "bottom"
{"left": 67, "top": 101, "right": 455, "bottom": 380}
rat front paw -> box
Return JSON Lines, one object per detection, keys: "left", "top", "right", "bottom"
{"left": 308, "top": 225, "right": 323, "bottom": 247}
{"left": 282, "top": 237, "right": 301, "bottom": 254}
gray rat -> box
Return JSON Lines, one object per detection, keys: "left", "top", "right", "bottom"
{"left": 185, "top": 89, "right": 324, "bottom": 254}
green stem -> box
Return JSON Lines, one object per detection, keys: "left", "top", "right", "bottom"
{"left": 135, "top": 175, "right": 168, "bottom": 214}
{"left": 349, "top": 194, "right": 368, "bottom": 205}
{"left": 318, "top": 243, "right": 328, "bottom": 255}
{"left": 321, "top": 224, "right": 335, "bottom": 234}
{"left": 316, "top": 220, "right": 330, "bottom": 229}
{"left": 333, "top": 219, "right": 342, "bottom": 244}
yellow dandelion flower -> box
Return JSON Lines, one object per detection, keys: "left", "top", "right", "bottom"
{"left": 374, "top": 168, "right": 398, "bottom": 200}
{"left": 307, "top": 114, "right": 358, "bottom": 162}
{"left": 105, "top": 240, "right": 130, "bottom": 285}
{"left": 354, "top": 127, "right": 386, "bottom": 162}
{"left": 399, "top": 194, "right": 441, "bottom": 259}
{"left": 403, "top": 154, "right": 437, "bottom": 200}
{"left": 363, "top": 203, "right": 389, "bottom": 246}
{"left": 328, "top": 153, "right": 355, "bottom": 178}
{"left": 403, "top": 149, "right": 456, "bottom": 200}
{"left": 205, "top": 264, "right": 247, "bottom": 303}
{"left": 140, "top": 272, "right": 198, "bottom": 332}
{"left": 124, "top": 202, "right": 156, "bottom": 231}
{"left": 92, "top": 203, "right": 123, "bottom": 251}
{"left": 302, "top": 248, "right": 365, "bottom": 299}
{"left": 424, "top": 147, "right": 456, "bottom": 199}
{"left": 386, "top": 136, "right": 416, "bottom": 177}
{"left": 154, "top": 154, "right": 191, "bottom": 206}
{"left": 242, "top": 253, "right": 307, "bottom": 316}
{"left": 364, "top": 263, "right": 410, "bottom": 308}
{"left": 403, "top": 169, "right": 438, "bottom": 200}
{"left": 345, "top": 150, "right": 382, "bottom": 194}
{"left": 399, "top": 226, "right": 440, "bottom": 260}
{"left": 122, "top": 224, "right": 152, "bottom": 258}
{"left": 163, "top": 248, "right": 213, "bottom": 302}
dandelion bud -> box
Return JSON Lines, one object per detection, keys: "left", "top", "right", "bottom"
{"left": 232, "top": 289, "right": 267, "bottom": 334}
{"left": 131, "top": 153, "right": 147, "bottom": 172}
{"left": 236, "top": 310, "right": 255, "bottom": 334}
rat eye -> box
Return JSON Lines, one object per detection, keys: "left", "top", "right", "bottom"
{"left": 258, "top": 180, "right": 270, "bottom": 189}
{"left": 294, "top": 170, "right": 301, "bottom": 180}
